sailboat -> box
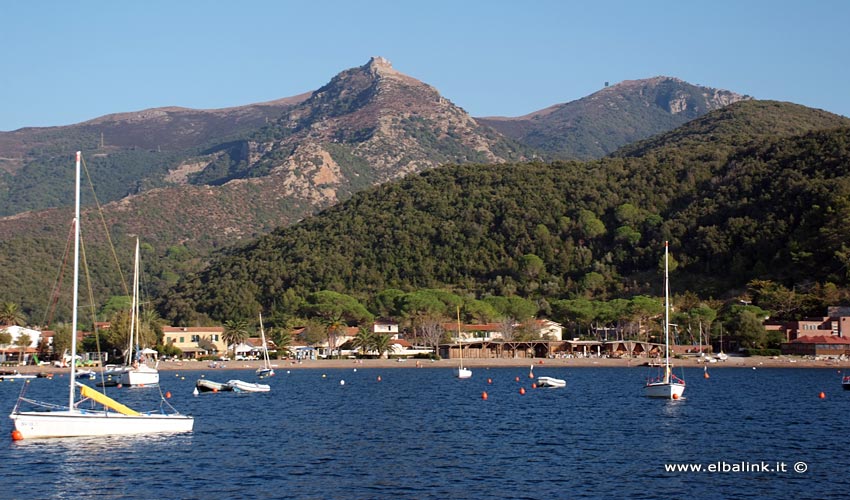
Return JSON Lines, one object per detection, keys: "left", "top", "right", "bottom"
{"left": 256, "top": 312, "right": 275, "bottom": 378}
{"left": 644, "top": 241, "right": 686, "bottom": 400}
{"left": 119, "top": 238, "right": 159, "bottom": 387}
{"left": 453, "top": 307, "right": 472, "bottom": 379}
{"left": 9, "top": 151, "right": 193, "bottom": 439}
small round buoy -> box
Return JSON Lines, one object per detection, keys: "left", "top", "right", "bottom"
{"left": 672, "top": 393, "right": 680, "bottom": 400}
{"left": 287, "top": 370, "right": 291, "bottom": 374}
{"left": 212, "top": 388, "right": 218, "bottom": 393}
{"left": 180, "top": 377, "right": 185, "bottom": 380}
{"left": 481, "top": 391, "right": 488, "bottom": 400}
{"left": 11, "top": 430, "right": 23, "bottom": 441}
{"left": 353, "top": 368, "right": 357, "bottom": 372}
{"left": 704, "top": 372, "right": 710, "bottom": 379}
{"left": 340, "top": 380, "right": 345, "bottom": 386}
{"left": 528, "top": 372, "right": 534, "bottom": 379}
{"left": 377, "top": 375, "right": 382, "bottom": 382}
{"left": 819, "top": 391, "right": 826, "bottom": 399}
{"left": 519, "top": 387, "right": 526, "bottom": 395}
{"left": 515, "top": 376, "right": 520, "bottom": 382}
{"left": 322, "top": 374, "right": 327, "bottom": 379}
{"left": 117, "top": 383, "right": 123, "bottom": 388}
{"left": 752, "top": 367, "right": 756, "bottom": 370}
{"left": 176, "top": 373, "right": 179, "bottom": 377}
{"left": 487, "top": 378, "right": 492, "bottom": 384}
{"left": 165, "top": 391, "right": 171, "bottom": 399}
{"left": 531, "top": 383, "right": 537, "bottom": 389}
{"left": 193, "top": 387, "right": 199, "bottom": 396}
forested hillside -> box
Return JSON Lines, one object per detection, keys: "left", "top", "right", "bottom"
{"left": 159, "top": 101, "right": 850, "bottom": 327}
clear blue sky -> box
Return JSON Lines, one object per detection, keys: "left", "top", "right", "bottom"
{"left": 2, "top": 0, "right": 847, "bottom": 131}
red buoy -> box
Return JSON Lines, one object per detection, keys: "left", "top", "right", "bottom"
{"left": 531, "top": 383, "right": 537, "bottom": 389}
{"left": 703, "top": 372, "right": 710, "bottom": 379}
{"left": 481, "top": 391, "right": 488, "bottom": 400}
{"left": 819, "top": 391, "right": 826, "bottom": 399}
{"left": 487, "top": 378, "right": 492, "bottom": 384}
{"left": 672, "top": 393, "right": 680, "bottom": 400}
{"left": 165, "top": 391, "right": 172, "bottom": 399}
{"left": 11, "top": 430, "right": 23, "bottom": 441}
{"left": 519, "top": 387, "right": 526, "bottom": 395}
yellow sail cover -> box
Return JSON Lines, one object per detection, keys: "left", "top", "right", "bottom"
{"left": 79, "top": 384, "right": 141, "bottom": 416}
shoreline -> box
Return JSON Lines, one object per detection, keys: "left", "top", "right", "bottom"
{"left": 6, "top": 355, "right": 850, "bottom": 374}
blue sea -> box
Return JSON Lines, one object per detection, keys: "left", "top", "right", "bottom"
{"left": 2, "top": 365, "right": 848, "bottom": 500}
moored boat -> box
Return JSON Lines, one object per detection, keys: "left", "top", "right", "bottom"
{"left": 195, "top": 379, "right": 233, "bottom": 393}
{"left": 536, "top": 376, "right": 566, "bottom": 388}
{"left": 228, "top": 379, "right": 271, "bottom": 393}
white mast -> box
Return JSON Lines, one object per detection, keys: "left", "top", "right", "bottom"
{"left": 128, "top": 238, "right": 139, "bottom": 365}
{"left": 69, "top": 152, "right": 81, "bottom": 408}
{"left": 664, "top": 240, "right": 671, "bottom": 380}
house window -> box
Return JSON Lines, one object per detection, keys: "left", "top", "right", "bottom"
{"left": 191, "top": 335, "right": 200, "bottom": 342}
{"left": 212, "top": 334, "right": 219, "bottom": 341}
{"left": 179, "top": 337, "right": 184, "bottom": 343}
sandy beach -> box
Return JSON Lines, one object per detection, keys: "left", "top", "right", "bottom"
{"left": 6, "top": 354, "right": 850, "bottom": 375}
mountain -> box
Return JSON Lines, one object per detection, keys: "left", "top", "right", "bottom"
{"left": 158, "top": 100, "right": 850, "bottom": 325}
{"left": 477, "top": 76, "right": 751, "bottom": 160}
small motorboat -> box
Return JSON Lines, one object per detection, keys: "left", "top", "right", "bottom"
{"left": 0, "top": 370, "right": 37, "bottom": 381}
{"left": 842, "top": 375, "right": 850, "bottom": 391}
{"left": 536, "top": 376, "right": 566, "bottom": 388}
{"left": 195, "top": 379, "right": 233, "bottom": 393}
{"left": 228, "top": 379, "right": 271, "bottom": 393}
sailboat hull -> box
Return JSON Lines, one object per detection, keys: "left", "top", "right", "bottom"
{"left": 454, "top": 367, "right": 472, "bottom": 379}
{"left": 120, "top": 367, "right": 159, "bottom": 387}
{"left": 644, "top": 382, "right": 686, "bottom": 399}
{"left": 10, "top": 410, "right": 194, "bottom": 439}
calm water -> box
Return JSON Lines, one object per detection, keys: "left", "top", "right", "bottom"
{"left": 2, "top": 365, "right": 848, "bottom": 499}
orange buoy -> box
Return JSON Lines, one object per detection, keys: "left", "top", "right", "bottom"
{"left": 703, "top": 372, "right": 710, "bottom": 379}
{"left": 519, "top": 387, "right": 526, "bottom": 395}
{"left": 481, "top": 391, "right": 488, "bottom": 400}
{"left": 819, "top": 391, "right": 826, "bottom": 399}
{"left": 515, "top": 376, "right": 520, "bottom": 382}
{"left": 531, "top": 383, "right": 537, "bottom": 389}
{"left": 165, "top": 391, "right": 172, "bottom": 399}
{"left": 212, "top": 388, "right": 218, "bottom": 393}
{"left": 528, "top": 372, "right": 534, "bottom": 379}
{"left": 11, "top": 430, "right": 23, "bottom": 441}
{"left": 487, "top": 378, "right": 492, "bottom": 384}
{"left": 672, "top": 393, "right": 680, "bottom": 400}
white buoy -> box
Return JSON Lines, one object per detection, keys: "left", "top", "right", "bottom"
{"left": 193, "top": 387, "right": 199, "bottom": 396}
{"left": 353, "top": 368, "right": 357, "bottom": 372}
{"left": 340, "top": 380, "right": 345, "bottom": 386}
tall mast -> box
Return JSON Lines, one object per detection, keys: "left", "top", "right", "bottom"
{"left": 128, "top": 238, "right": 139, "bottom": 364}
{"left": 664, "top": 241, "right": 670, "bottom": 372}
{"left": 69, "top": 152, "right": 81, "bottom": 408}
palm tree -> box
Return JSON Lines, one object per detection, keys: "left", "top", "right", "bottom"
{"left": 370, "top": 333, "right": 392, "bottom": 360}
{"left": 351, "top": 327, "right": 373, "bottom": 357}
{"left": 0, "top": 302, "right": 26, "bottom": 327}
{"left": 14, "top": 332, "right": 32, "bottom": 365}
{"left": 326, "top": 317, "right": 347, "bottom": 359}
{"left": 223, "top": 319, "right": 250, "bottom": 358}
{"left": 268, "top": 327, "right": 292, "bottom": 359}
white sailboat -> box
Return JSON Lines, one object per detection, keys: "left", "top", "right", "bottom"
{"left": 644, "top": 241, "right": 686, "bottom": 400}
{"left": 9, "top": 151, "right": 193, "bottom": 439}
{"left": 119, "top": 238, "right": 159, "bottom": 387}
{"left": 256, "top": 312, "right": 275, "bottom": 378}
{"left": 453, "top": 307, "right": 472, "bottom": 379}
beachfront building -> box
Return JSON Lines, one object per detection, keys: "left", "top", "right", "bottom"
{"left": 162, "top": 326, "right": 226, "bottom": 359}
{"left": 779, "top": 306, "right": 850, "bottom": 356}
